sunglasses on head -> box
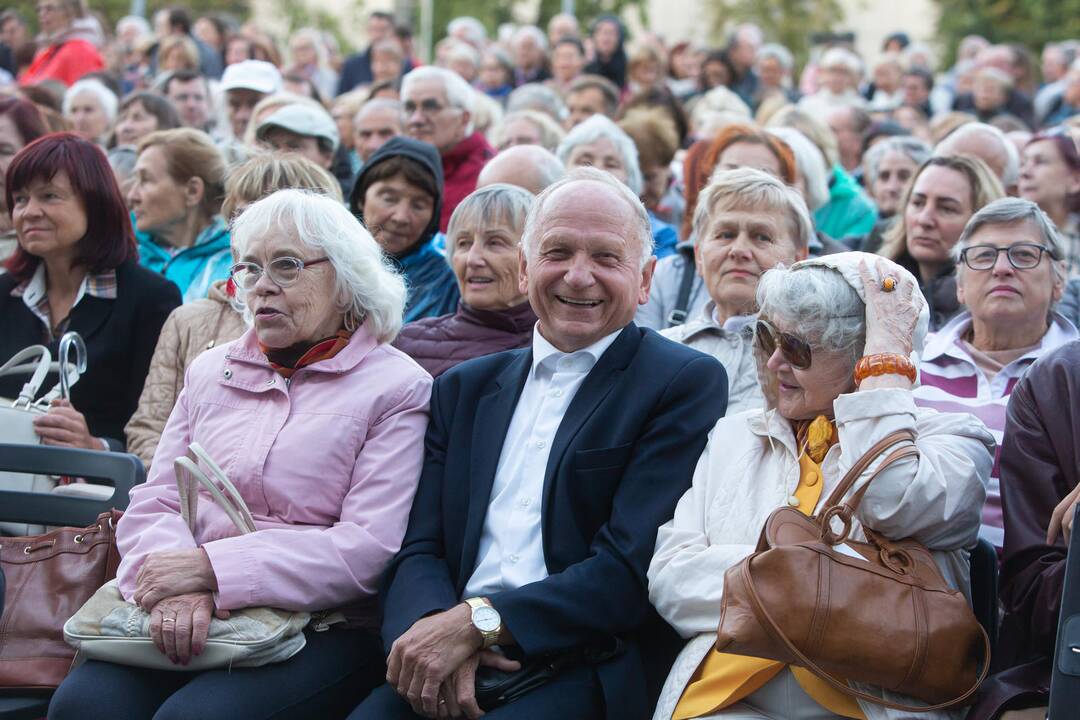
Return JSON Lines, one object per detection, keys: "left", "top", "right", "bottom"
{"left": 754, "top": 319, "right": 813, "bottom": 370}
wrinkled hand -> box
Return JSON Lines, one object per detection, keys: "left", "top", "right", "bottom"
{"left": 149, "top": 591, "right": 229, "bottom": 666}
{"left": 387, "top": 604, "right": 483, "bottom": 717}
{"left": 1048, "top": 483, "right": 1080, "bottom": 545}
{"left": 858, "top": 258, "right": 921, "bottom": 357}
{"left": 32, "top": 399, "right": 101, "bottom": 450}
{"left": 134, "top": 549, "right": 217, "bottom": 612}
{"left": 437, "top": 650, "right": 522, "bottom": 719}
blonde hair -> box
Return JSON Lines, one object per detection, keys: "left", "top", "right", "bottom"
{"left": 223, "top": 151, "right": 343, "bottom": 222}
{"left": 766, "top": 105, "right": 839, "bottom": 167}
{"left": 693, "top": 167, "right": 815, "bottom": 251}
{"left": 494, "top": 109, "right": 566, "bottom": 153}
{"left": 879, "top": 154, "right": 1006, "bottom": 262}
{"left": 137, "top": 128, "right": 226, "bottom": 217}
{"left": 158, "top": 34, "right": 200, "bottom": 71}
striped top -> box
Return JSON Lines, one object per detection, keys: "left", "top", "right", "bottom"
{"left": 913, "top": 311, "right": 1078, "bottom": 547}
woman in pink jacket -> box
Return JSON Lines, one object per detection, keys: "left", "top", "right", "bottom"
{"left": 49, "top": 190, "right": 433, "bottom": 720}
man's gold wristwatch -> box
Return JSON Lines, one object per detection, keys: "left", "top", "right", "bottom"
{"left": 465, "top": 597, "right": 502, "bottom": 649}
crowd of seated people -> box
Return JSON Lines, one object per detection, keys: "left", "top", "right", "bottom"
{"left": 1, "top": 7, "right": 1080, "bottom": 719}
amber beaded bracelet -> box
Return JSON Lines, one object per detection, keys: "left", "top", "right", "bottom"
{"left": 854, "top": 353, "right": 917, "bottom": 387}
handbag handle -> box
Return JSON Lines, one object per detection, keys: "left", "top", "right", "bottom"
{"left": 0, "top": 345, "right": 52, "bottom": 408}
{"left": 174, "top": 444, "right": 257, "bottom": 536}
{"left": 739, "top": 557, "right": 992, "bottom": 712}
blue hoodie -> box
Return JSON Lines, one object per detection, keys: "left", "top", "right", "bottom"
{"left": 136, "top": 216, "right": 232, "bottom": 303}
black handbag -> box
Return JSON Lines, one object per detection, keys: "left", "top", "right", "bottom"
{"left": 474, "top": 640, "right": 623, "bottom": 711}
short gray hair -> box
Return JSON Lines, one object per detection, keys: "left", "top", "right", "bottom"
{"left": 768, "top": 127, "right": 830, "bottom": 212}
{"left": 863, "top": 136, "right": 932, "bottom": 187}
{"left": 521, "top": 166, "right": 653, "bottom": 269}
{"left": 401, "top": 65, "right": 477, "bottom": 133}
{"left": 955, "top": 196, "right": 1066, "bottom": 282}
{"left": 446, "top": 183, "right": 536, "bottom": 257}
{"left": 936, "top": 122, "right": 1020, "bottom": 188}
{"left": 231, "top": 189, "right": 407, "bottom": 343}
{"left": 757, "top": 265, "right": 866, "bottom": 365}
{"left": 757, "top": 43, "right": 793, "bottom": 70}
{"left": 512, "top": 25, "right": 548, "bottom": 51}
{"left": 446, "top": 16, "right": 486, "bottom": 46}
{"left": 494, "top": 109, "right": 566, "bottom": 152}
{"left": 506, "top": 83, "right": 566, "bottom": 123}
{"left": 63, "top": 79, "right": 118, "bottom": 125}
{"left": 556, "top": 114, "right": 643, "bottom": 196}
{"left": 693, "top": 167, "right": 814, "bottom": 251}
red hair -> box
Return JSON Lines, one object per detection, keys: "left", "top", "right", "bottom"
{"left": 681, "top": 124, "right": 798, "bottom": 240}
{"left": 0, "top": 96, "right": 48, "bottom": 146}
{"left": 4, "top": 133, "right": 136, "bottom": 281}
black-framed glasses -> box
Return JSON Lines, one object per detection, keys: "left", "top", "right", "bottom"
{"left": 229, "top": 256, "right": 329, "bottom": 290}
{"left": 959, "top": 243, "right": 1054, "bottom": 271}
{"left": 754, "top": 319, "right": 813, "bottom": 370}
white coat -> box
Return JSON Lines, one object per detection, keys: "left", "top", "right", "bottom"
{"left": 647, "top": 387, "right": 994, "bottom": 720}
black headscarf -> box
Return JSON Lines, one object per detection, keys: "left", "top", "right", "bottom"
{"left": 584, "top": 15, "right": 627, "bottom": 90}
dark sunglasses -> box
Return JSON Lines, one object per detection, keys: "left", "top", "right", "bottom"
{"left": 754, "top": 319, "right": 812, "bottom": 370}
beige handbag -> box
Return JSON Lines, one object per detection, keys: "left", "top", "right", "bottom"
{"left": 63, "top": 444, "right": 311, "bottom": 671}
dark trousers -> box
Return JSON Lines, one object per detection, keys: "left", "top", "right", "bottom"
{"left": 48, "top": 629, "right": 384, "bottom": 720}
{"left": 347, "top": 663, "right": 604, "bottom": 720}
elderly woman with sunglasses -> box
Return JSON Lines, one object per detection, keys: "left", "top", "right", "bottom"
{"left": 913, "top": 198, "right": 1076, "bottom": 550}
{"left": 50, "top": 190, "right": 432, "bottom": 720}
{"left": 648, "top": 251, "right": 993, "bottom": 720}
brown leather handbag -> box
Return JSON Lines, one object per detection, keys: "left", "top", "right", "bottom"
{"left": 715, "top": 430, "right": 991, "bottom": 712}
{"left": 0, "top": 510, "right": 121, "bottom": 690}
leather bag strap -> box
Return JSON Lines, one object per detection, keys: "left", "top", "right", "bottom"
{"left": 0, "top": 345, "right": 52, "bottom": 408}
{"left": 739, "top": 557, "right": 992, "bottom": 712}
{"left": 822, "top": 429, "right": 916, "bottom": 509}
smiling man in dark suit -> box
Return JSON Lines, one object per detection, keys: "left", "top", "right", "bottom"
{"left": 349, "top": 167, "right": 728, "bottom": 720}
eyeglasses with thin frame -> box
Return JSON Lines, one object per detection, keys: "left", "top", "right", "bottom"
{"left": 403, "top": 99, "right": 453, "bottom": 116}
{"left": 754, "top": 319, "right": 813, "bottom": 370}
{"left": 229, "top": 256, "right": 329, "bottom": 290}
{"left": 959, "top": 243, "right": 1054, "bottom": 271}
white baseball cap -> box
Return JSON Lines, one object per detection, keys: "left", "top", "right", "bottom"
{"left": 221, "top": 60, "right": 282, "bottom": 95}
{"left": 255, "top": 104, "right": 340, "bottom": 153}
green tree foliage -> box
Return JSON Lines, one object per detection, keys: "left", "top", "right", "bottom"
{"left": 934, "top": 0, "right": 1080, "bottom": 67}
{"left": 707, "top": 0, "right": 846, "bottom": 68}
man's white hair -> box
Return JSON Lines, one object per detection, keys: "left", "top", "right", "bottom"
{"left": 521, "top": 166, "right": 654, "bottom": 270}
{"left": 231, "top": 189, "right": 407, "bottom": 343}
{"left": 513, "top": 25, "right": 548, "bottom": 51}
{"left": 401, "top": 65, "right": 477, "bottom": 135}
{"left": 556, "top": 114, "right": 643, "bottom": 196}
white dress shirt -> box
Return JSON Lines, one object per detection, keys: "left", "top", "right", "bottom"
{"left": 462, "top": 324, "right": 622, "bottom": 598}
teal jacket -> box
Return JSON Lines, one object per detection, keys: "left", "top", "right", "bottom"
{"left": 814, "top": 165, "right": 878, "bottom": 243}
{"left": 136, "top": 216, "right": 232, "bottom": 303}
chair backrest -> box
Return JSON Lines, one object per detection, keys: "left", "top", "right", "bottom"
{"left": 970, "top": 537, "right": 1000, "bottom": 654}
{"left": 1049, "top": 506, "right": 1080, "bottom": 717}
{"left": 0, "top": 443, "right": 144, "bottom": 527}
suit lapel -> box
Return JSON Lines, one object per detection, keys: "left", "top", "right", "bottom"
{"left": 65, "top": 296, "right": 112, "bottom": 347}
{"left": 541, "top": 326, "right": 641, "bottom": 513}
{"left": 458, "top": 349, "right": 532, "bottom": 589}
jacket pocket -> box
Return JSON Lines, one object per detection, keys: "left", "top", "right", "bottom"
{"left": 574, "top": 442, "right": 634, "bottom": 472}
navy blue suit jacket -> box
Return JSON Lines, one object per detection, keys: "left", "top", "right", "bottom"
{"left": 380, "top": 324, "right": 728, "bottom": 719}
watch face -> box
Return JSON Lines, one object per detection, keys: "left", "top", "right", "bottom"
{"left": 472, "top": 606, "right": 501, "bottom": 633}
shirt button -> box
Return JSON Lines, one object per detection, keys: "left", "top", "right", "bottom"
{"left": 536, "top": 440, "right": 546, "bottom": 449}
{"left": 223, "top": 368, "right": 232, "bottom": 379}
{"left": 552, "top": 389, "right": 563, "bottom": 398}
{"left": 266, "top": 378, "right": 275, "bottom": 385}
{"left": 509, "top": 554, "right": 520, "bottom": 564}
{"left": 804, "top": 471, "right": 819, "bottom": 487}
{"left": 787, "top": 495, "right": 801, "bottom": 507}
{"left": 518, "top": 498, "right": 531, "bottom": 508}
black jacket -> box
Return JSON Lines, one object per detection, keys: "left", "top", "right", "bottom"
{"left": 0, "top": 258, "right": 181, "bottom": 448}
{"left": 380, "top": 325, "right": 727, "bottom": 719}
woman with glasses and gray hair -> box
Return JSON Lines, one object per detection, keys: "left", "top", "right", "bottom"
{"left": 649, "top": 250, "right": 992, "bottom": 719}
{"left": 914, "top": 197, "right": 1077, "bottom": 549}
{"left": 51, "top": 189, "right": 432, "bottom": 719}
{"left": 394, "top": 184, "right": 538, "bottom": 377}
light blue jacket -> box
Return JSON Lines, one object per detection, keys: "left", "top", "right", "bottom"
{"left": 136, "top": 216, "right": 232, "bottom": 303}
